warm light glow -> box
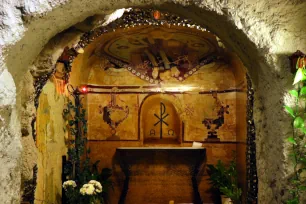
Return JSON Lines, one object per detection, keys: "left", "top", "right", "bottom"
{"left": 80, "top": 86, "right": 88, "bottom": 93}
{"left": 75, "top": 46, "right": 84, "bottom": 54}
{"left": 153, "top": 10, "right": 161, "bottom": 20}
{"left": 163, "top": 85, "right": 195, "bottom": 92}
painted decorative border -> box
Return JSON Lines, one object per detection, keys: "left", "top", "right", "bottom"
{"left": 124, "top": 55, "right": 218, "bottom": 84}
{"left": 246, "top": 74, "right": 258, "bottom": 203}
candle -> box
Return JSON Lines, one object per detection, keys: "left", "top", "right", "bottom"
{"left": 169, "top": 201, "right": 174, "bottom": 204}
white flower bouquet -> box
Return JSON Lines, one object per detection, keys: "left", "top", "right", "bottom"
{"left": 63, "top": 180, "right": 77, "bottom": 190}
{"left": 80, "top": 180, "right": 103, "bottom": 195}
{"left": 63, "top": 179, "right": 103, "bottom": 204}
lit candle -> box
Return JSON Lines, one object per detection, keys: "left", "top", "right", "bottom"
{"left": 169, "top": 201, "right": 174, "bottom": 204}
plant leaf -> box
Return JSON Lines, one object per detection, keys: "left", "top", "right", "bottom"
{"left": 294, "top": 116, "right": 304, "bottom": 128}
{"left": 293, "top": 68, "right": 303, "bottom": 85}
{"left": 299, "top": 157, "right": 306, "bottom": 164}
{"left": 289, "top": 90, "right": 299, "bottom": 98}
{"left": 291, "top": 179, "right": 300, "bottom": 184}
{"left": 286, "top": 198, "right": 299, "bottom": 204}
{"left": 69, "top": 120, "right": 75, "bottom": 126}
{"left": 301, "top": 127, "right": 306, "bottom": 134}
{"left": 300, "top": 86, "right": 306, "bottom": 97}
{"left": 287, "top": 137, "right": 297, "bottom": 145}
{"left": 284, "top": 106, "right": 295, "bottom": 118}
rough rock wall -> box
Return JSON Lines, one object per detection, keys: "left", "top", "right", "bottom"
{"left": 19, "top": 71, "right": 37, "bottom": 202}
{"left": 0, "top": 0, "right": 306, "bottom": 204}
{"left": 0, "top": 69, "right": 21, "bottom": 203}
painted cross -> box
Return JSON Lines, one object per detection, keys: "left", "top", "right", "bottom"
{"left": 154, "top": 102, "right": 169, "bottom": 139}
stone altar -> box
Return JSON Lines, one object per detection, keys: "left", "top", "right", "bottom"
{"left": 116, "top": 147, "right": 206, "bottom": 204}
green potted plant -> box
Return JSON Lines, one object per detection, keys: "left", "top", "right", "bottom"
{"left": 62, "top": 97, "right": 113, "bottom": 204}
{"left": 284, "top": 55, "right": 306, "bottom": 204}
{"left": 207, "top": 157, "right": 242, "bottom": 204}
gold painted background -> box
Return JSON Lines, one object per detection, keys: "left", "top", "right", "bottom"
{"left": 69, "top": 53, "right": 247, "bottom": 203}
{"left": 87, "top": 91, "right": 236, "bottom": 143}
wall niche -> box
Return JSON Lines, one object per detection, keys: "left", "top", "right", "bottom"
{"left": 140, "top": 94, "right": 182, "bottom": 145}
{"left": 68, "top": 52, "right": 247, "bottom": 203}
{"left": 48, "top": 9, "right": 253, "bottom": 203}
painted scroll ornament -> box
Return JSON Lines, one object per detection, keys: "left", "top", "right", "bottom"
{"left": 99, "top": 94, "right": 129, "bottom": 140}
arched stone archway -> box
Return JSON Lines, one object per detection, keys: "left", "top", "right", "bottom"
{"left": 1, "top": 1, "right": 306, "bottom": 203}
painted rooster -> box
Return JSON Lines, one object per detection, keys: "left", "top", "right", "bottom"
{"left": 202, "top": 93, "right": 229, "bottom": 140}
